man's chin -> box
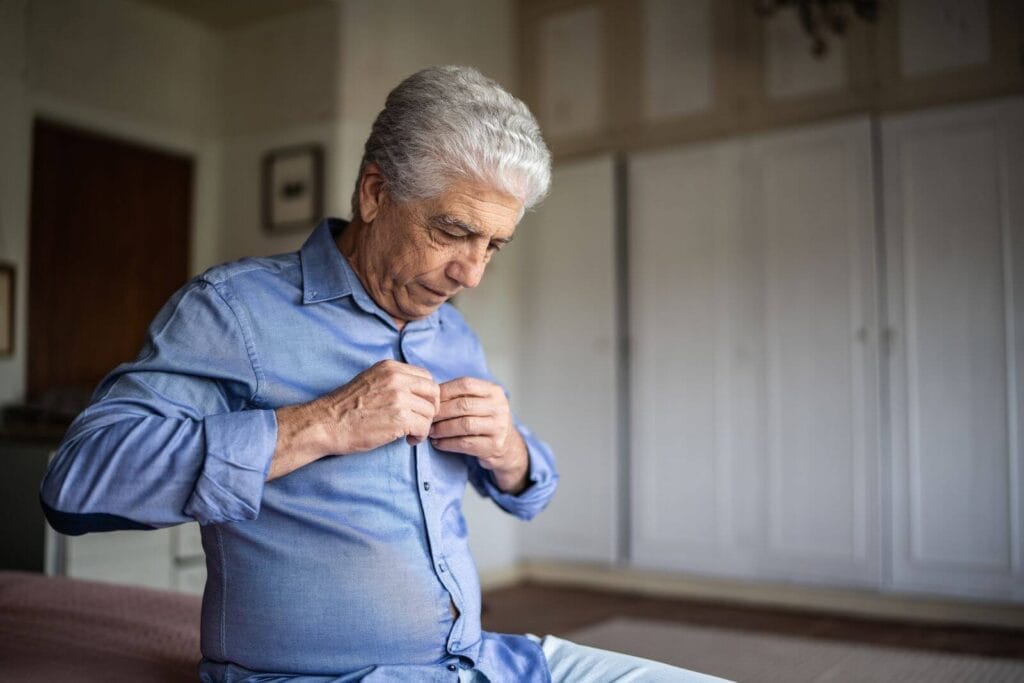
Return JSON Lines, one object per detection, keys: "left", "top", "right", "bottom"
{"left": 395, "top": 297, "right": 444, "bottom": 323}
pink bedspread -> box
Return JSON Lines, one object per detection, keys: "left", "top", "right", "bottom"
{"left": 0, "top": 571, "right": 201, "bottom": 681}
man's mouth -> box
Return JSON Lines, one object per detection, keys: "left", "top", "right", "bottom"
{"left": 420, "top": 283, "right": 451, "bottom": 298}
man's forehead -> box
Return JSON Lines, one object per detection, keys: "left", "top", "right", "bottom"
{"left": 426, "top": 184, "right": 522, "bottom": 238}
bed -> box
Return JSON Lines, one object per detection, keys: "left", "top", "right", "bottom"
{"left": 0, "top": 570, "right": 201, "bottom": 681}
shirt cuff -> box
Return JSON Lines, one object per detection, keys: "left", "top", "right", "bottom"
{"left": 184, "top": 409, "right": 277, "bottom": 525}
{"left": 479, "top": 424, "right": 558, "bottom": 521}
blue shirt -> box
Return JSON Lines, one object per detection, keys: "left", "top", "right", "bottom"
{"left": 40, "top": 218, "right": 559, "bottom": 682}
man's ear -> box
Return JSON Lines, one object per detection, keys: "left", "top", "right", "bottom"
{"left": 358, "top": 163, "right": 386, "bottom": 224}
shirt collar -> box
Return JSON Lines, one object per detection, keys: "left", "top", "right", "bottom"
{"left": 299, "top": 218, "right": 440, "bottom": 330}
{"left": 300, "top": 218, "right": 354, "bottom": 305}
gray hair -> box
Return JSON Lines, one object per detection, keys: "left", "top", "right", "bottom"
{"left": 351, "top": 65, "right": 551, "bottom": 218}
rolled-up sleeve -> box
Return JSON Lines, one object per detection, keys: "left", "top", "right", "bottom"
{"left": 469, "top": 420, "right": 559, "bottom": 521}
{"left": 183, "top": 409, "right": 277, "bottom": 525}
{"left": 40, "top": 277, "right": 277, "bottom": 534}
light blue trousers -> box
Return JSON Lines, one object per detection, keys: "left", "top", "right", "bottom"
{"left": 459, "top": 634, "right": 732, "bottom": 682}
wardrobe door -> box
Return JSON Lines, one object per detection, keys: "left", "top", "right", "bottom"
{"left": 628, "top": 140, "right": 758, "bottom": 578}
{"left": 629, "top": 118, "right": 880, "bottom": 588}
{"left": 518, "top": 155, "right": 620, "bottom": 564}
{"left": 745, "top": 118, "right": 881, "bottom": 587}
{"left": 884, "top": 97, "right": 1024, "bottom": 602}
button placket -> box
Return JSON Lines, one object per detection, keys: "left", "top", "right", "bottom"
{"left": 414, "top": 422, "right": 464, "bottom": 656}
{"left": 416, "top": 443, "right": 452, "bottom": 586}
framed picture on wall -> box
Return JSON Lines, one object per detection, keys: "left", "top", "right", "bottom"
{"left": 262, "top": 144, "right": 324, "bottom": 233}
{"left": 0, "top": 263, "right": 14, "bottom": 357}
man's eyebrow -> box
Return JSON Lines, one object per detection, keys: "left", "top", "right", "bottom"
{"left": 428, "top": 214, "right": 514, "bottom": 243}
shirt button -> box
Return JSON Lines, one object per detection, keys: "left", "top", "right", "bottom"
{"left": 447, "top": 663, "right": 457, "bottom": 671}
{"left": 423, "top": 481, "right": 431, "bottom": 491}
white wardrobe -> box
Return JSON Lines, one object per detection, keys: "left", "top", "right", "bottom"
{"left": 518, "top": 96, "right": 1024, "bottom": 604}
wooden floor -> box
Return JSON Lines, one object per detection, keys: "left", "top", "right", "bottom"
{"left": 481, "top": 582, "right": 1024, "bottom": 661}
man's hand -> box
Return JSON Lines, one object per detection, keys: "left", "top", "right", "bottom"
{"left": 429, "top": 377, "right": 530, "bottom": 494}
{"left": 269, "top": 360, "right": 439, "bottom": 480}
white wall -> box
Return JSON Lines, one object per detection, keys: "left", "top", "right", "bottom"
{"left": 218, "top": 2, "right": 342, "bottom": 263}
{"left": 25, "top": 0, "right": 218, "bottom": 137}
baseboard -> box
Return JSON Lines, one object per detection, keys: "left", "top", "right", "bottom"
{"left": 507, "top": 561, "right": 1024, "bottom": 631}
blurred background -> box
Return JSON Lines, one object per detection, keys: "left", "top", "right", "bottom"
{"left": 0, "top": 0, "right": 1022, "bottom": 678}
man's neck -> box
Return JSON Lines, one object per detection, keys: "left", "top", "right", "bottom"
{"left": 335, "top": 219, "right": 407, "bottom": 330}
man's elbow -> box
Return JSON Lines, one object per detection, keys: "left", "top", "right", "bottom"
{"left": 512, "top": 473, "right": 559, "bottom": 521}
{"left": 40, "top": 494, "right": 154, "bottom": 536}
{"left": 39, "top": 448, "right": 155, "bottom": 536}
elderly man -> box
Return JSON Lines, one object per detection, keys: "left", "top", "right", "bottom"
{"left": 41, "top": 67, "right": 726, "bottom": 682}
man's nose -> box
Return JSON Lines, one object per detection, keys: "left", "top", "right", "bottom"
{"left": 447, "top": 245, "right": 487, "bottom": 289}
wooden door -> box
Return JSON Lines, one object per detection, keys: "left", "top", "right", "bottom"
{"left": 28, "top": 120, "right": 192, "bottom": 401}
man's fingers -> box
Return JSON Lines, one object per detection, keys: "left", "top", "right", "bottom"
{"left": 434, "top": 395, "right": 495, "bottom": 422}
{"left": 406, "top": 411, "right": 433, "bottom": 445}
{"left": 376, "top": 359, "right": 433, "bottom": 381}
{"left": 404, "top": 375, "right": 441, "bottom": 408}
{"left": 438, "top": 376, "right": 496, "bottom": 401}
{"left": 429, "top": 415, "right": 494, "bottom": 439}
{"left": 404, "top": 393, "right": 440, "bottom": 422}
{"left": 430, "top": 435, "right": 490, "bottom": 457}
{"left": 375, "top": 359, "right": 437, "bottom": 401}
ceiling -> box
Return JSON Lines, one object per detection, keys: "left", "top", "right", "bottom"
{"left": 135, "top": 0, "right": 333, "bottom": 29}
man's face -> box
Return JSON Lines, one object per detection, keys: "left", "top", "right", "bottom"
{"left": 357, "top": 178, "right": 523, "bottom": 324}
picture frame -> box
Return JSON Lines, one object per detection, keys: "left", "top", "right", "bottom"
{"left": 261, "top": 144, "right": 324, "bottom": 233}
{"left": 0, "top": 263, "right": 14, "bottom": 357}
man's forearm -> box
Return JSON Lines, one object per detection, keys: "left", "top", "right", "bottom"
{"left": 268, "top": 403, "right": 329, "bottom": 481}
{"left": 490, "top": 430, "right": 531, "bottom": 495}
